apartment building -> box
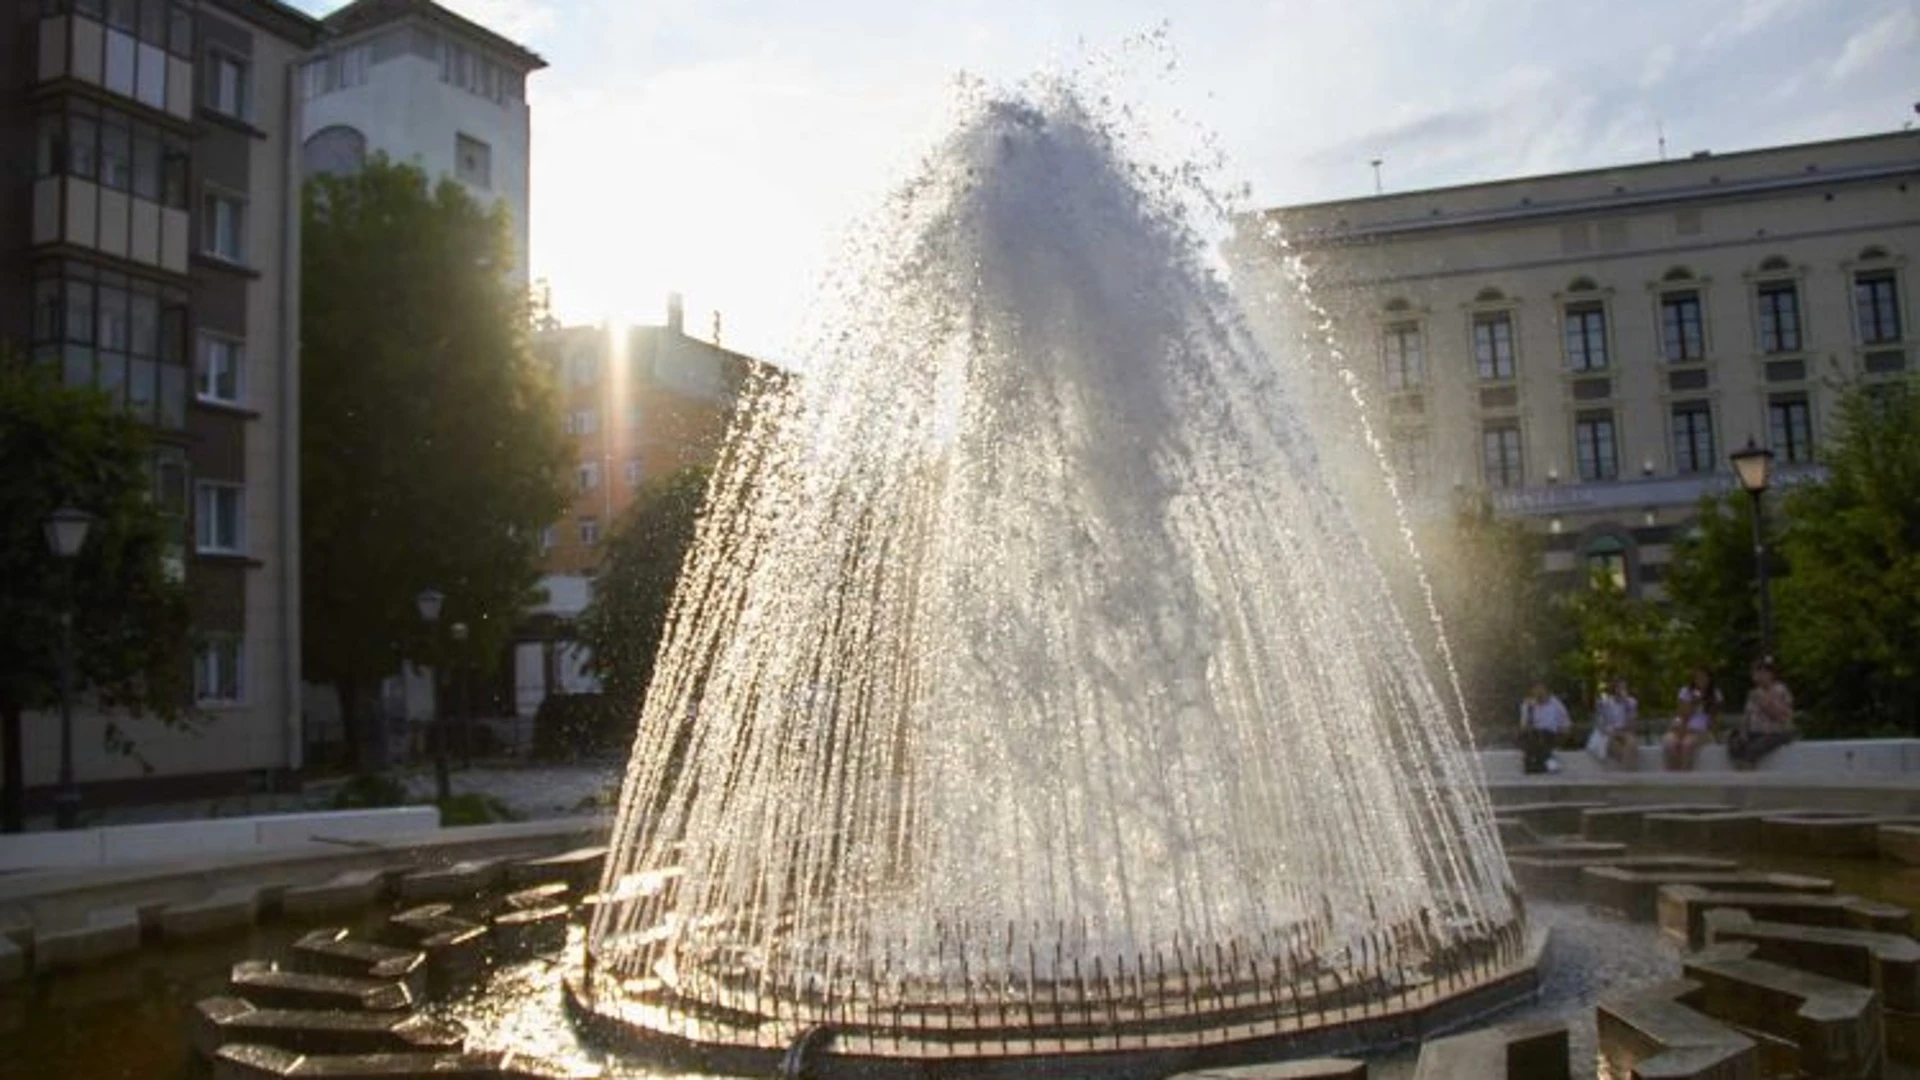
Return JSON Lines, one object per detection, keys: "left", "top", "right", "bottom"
{"left": 297, "top": 0, "right": 543, "bottom": 287}
{"left": 0, "top": 0, "right": 322, "bottom": 803}
{"left": 1248, "top": 131, "right": 1919, "bottom": 594}
{"left": 511, "top": 296, "right": 768, "bottom": 718}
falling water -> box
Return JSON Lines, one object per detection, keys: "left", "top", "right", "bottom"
{"left": 583, "top": 78, "right": 1520, "bottom": 1060}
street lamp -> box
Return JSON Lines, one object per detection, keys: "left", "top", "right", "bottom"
{"left": 416, "top": 589, "right": 450, "bottom": 803}
{"left": 44, "top": 507, "right": 93, "bottom": 830}
{"left": 450, "top": 621, "right": 470, "bottom": 769}
{"left": 1730, "top": 438, "right": 1776, "bottom": 657}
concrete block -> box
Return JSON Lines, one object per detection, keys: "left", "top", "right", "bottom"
{"left": 253, "top": 807, "right": 440, "bottom": 849}
{"left": 1682, "top": 943, "right": 1883, "bottom": 1079}
{"left": 1596, "top": 977, "right": 1756, "bottom": 1079}
{"left": 230, "top": 959, "right": 411, "bottom": 1012}
{"left": 1579, "top": 803, "right": 1730, "bottom": 844}
{"left": 396, "top": 859, "right": 503, "bottom": 903}
{"left": 1643, "top": 810, "right": 1781, "bottom": 853}
{"left": 282, "top": 870, "right": 390, "bottom": 918}
{"left": 1493, "top": 800, "right": 1613, "bottom": 838}
{"left": 0, "top": 828, "right": 105, "bottom": 871}
{"left": 1759, "top": 813, "right": 1888, "bottom": 858}
{"left": 1414, "top": 1019, "right": 1567, "bottom": 1079}
{"left": 1704, "top": 907, "right": 1920, "bottom": 1013}
{"left": 0, "top": 935, "right": 24, "bottom": 983}
{"left": 101, "top": 818, "right": 258, "bottom": 864}
{"left": 492, "top": 904, "right": 569, "bottom": 961}
{"left": 1658, "top": 886, "right": 1913, "bottom": 949}
{"left": 505, "top": 846, "right": 606, "bottom": 889}
{"left": 35, "top": 906, "right": 141, "bottom": 972}
{"left": 1881, "top": 824, "right": 1920, "bottom": 865}
{"left": 1168, "top": 1061, "right": 1368, "bottom": 1079}
{"left": 291, "top": 929, "right": 427, "bottom": 998}
{"left": 389, "top": 905, "right": 488, "bottom": 990}
{"left": 193, "top": 996, "right": 464, "bottom": 1058}
{"left": 1511, "top": 854, "right": 1734, "bottom": 903}
{"left": 211, "top": 1044, "right": 601, "bottom": 1079}
{"left": 1584, "top": 867, "right": 1831, "bottom": 922}
{"left": 161, "top": 884, "right": 264, "bottom": 940}
{"left": 1890, "top": 1007, "right": 1919, "bottom": 1067}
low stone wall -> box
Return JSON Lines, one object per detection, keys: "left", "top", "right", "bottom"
{"left": 0, "top": 807, "right": 443, "bottom": 873}
{"left": 1480, "top": 737, "right": 1920, "bottom": 782}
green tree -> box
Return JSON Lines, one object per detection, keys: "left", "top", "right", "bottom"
{"left": 1416, "top": 498, "right": 1568, "bottom": 744}
{"left": 1774, "top": 381, "right": 1920, "bottom": 736}
{"left": 576, "top": 466, "right": 713, "bottom": 739}
{"left": 302, "top": 158, "right": 567, "bottom": 770}
{"left": 0, "top": 360, "right": 192, "bottom": 831}
{"left": 1662, "top": 490, "right": 1768, "bottom": 705}
{"left": 1554, "top": 570, "right": 1676, "bottom": 720}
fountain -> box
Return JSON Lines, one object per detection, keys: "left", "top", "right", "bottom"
{"left": 569, "top": 79, "right": 1529, "bottom": 1077}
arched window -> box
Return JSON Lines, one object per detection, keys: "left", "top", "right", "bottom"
{"left": 1758, "top": 255, "right": 1791, "bottom": 272}
{"left": 1662, "top": 266, "right": 1694, "bottom": 282}
{"left": 302, "top": 125, "right": 367, "bottom": 178}
{"left": 1567, "top": 276, "right": 1598, "bottom": 293}
{"left": 1383, "top": 297, "right": 1412, "bottom": 313}
{"left": 1584, "top": 533, "right": 1630, "bottom": 591}
{"left": 1474, "top": 287, "right": 1506, "bottom": 303}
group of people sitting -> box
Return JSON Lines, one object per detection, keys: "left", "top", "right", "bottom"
{"left": 1517, "top": 658, "right": 1796, "bottom": 775}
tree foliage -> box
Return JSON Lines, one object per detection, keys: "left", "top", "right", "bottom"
{"left": 1416, "top": 499, "right": 1568, "bottom": 743}
{"left": 575, "top": 466, "right": 713, "bottom": 740}
{"left": 301, "top": 158, "right": 567, "bottom": 768}
{"left": 1552, "top": 570, "right": 1676, "bottom": 718}
{"left": 1662, "top": 490, "right": 1765, "bottom": 705}
{"left": 0, "top": 359, "right": 192, "bottom": 830}
{"left": 1774, "top": 382, "right": 1920, "bottom": 736}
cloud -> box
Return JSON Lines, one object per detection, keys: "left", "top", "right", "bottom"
{"left": 1638, "top": 43, "right": 1676, "bottom": 89}
{"left": 1828, "top": 4, "right": 1918, "bottom": 83}
{"left": 1301, "top": 108, "right": 1495, "bottom": 170}
{"left": 1706, "top": 0, "right": 1810, "bottom": 46}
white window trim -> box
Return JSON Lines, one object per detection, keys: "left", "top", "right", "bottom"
{"left": 194, "top": 635, "right": 245, "bottom": 706}
{"left": 194, "top": 480, "right": 245, "bottom": 555}
{"left": 195, "top": 330, "right": 245, "bottom": 404}
{"left": 200, "top": 187, "right": 248, "bottom": 265}
{"left": 205, "top": 47, "right": 252, "bottom": 121}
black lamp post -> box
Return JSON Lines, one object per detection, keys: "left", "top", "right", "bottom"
{"left": 44, "top": 507, "right": 93, "bottom": 830}
{"left": 1729, "top": 438, "right": 1776, "bottom": 658}
{"left": 450, "top": 621, "right": 470, "bottom": 769}
{"left": 416, "top": 588, "right": 451, "bottom": 804}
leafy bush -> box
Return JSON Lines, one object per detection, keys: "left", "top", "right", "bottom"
{"left": 436, "top": 793, "right": 520, "bottom": 826}
{"left": 529, "top": 692, "right": 625, "bottom": 762}
{"left": 330, "top": 772, "right": 409, "bottom": 809}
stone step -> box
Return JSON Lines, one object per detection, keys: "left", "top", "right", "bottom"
{"left": 282, "top": 869, "right": 396, "bottom": 919}
{"left": 211, "top": 1043, "right": 602, "bottom": 1079}
{"left": 291, "top": 929, "right": 428, "bottom": 998}
{"left": 1658, "top": 887, "right": 1913, "bottom": 950}
{"left": 35, "top": 906, "right": 142, "bottom": 973}
{"left": 1493, "top": 801, "right": 1613, "bottom": 837}
{"left": 501, "top": 882, "right": 571, "bottom": 910}
{"left": 491, "top": 904, "right": 569, "bottom": 962}
{"left": 230, "top": 959, "right": 411, "bottom": 1012}
{"left": 1510, "top": 854, "right": 1735, "bottom": 903}
{"left": 1682, "top": 942, "right": 1883, "bottom": 1079}
{"left": 1596, "top": 977, "right": 1757, "bottom": 1077}
{"left": 193, "top": 996, "right": 465, "bottom": 1057}
{"left": 1759, "top": 813, "right": 1903, "bottom": 858}
{"left": 505, "top": 846, "right": 606, "bottom": 890}
{"left": 1703, "top": 907, "right": 1920, "bottom": 1014}
{"left": 1578, "top": 803, "right": 1732, "bottom": 844}
{"left": 396, "top": 860, "right": 504, "bottom": 904}
{"left": 388, "top": 905, "right": 489, "bottom": 990}
{"left": 1881, "top": 824, "right": 1920, "bottom": 865}
{"left": 1583, "top": 867, "right": 1832, "bottom": 922}
{"left": 0, "top": 934, "right": 26, "bottom": 983}
{"left": 161, "top": 885, "right": 265, "bottom": 940}
{"left": 1412, "top": 1019, "right": 1568, "bottom": 1079}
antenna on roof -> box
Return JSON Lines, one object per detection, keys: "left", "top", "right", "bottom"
{"left": 1657, "top": 119, "right": 1667, "bottom": 161}
{"left": 1369, "top": 158, "right": 1383, "bottom": 195}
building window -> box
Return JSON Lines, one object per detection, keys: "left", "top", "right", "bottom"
{"left": 201, "top": 191, "right": 246, "bottom": 262}
{"left": 564, "top": 409, "right": 598, "bottom": 435}
{"left": 1481, "top": 423, "right": 1523, "bottom": 489}
{"left": 538, "top": 525, "right": 556, "bottom": 552}
{"left": 1563, "top": 301, "right": 1609, "bottom": 372}
{"left": 576, "top": 462, "right": 601, "bottom": 491}
{"left": 1768, "top": 394, "right": 1814, "bottom": 465}
{"left": 1755, "top": 281, "right": 1801, "bottom": 354}
{"left": 1381, "top": 321, "right": 1423, "bottom": 391}
{"left": 1388, "top": 432, "right": 1425, "bottom": 495}
{"left": 1574, "top": 411, "right": 1618, "bottom": 482}
{"left": 455, "top": 133, "right": 492, "bottom": 189}
{"left": 1473, "top": 311, "right": 1516, "bottom": 380}
{"left": 195, "top": 333, "right": 243, "bottom": 404}
{"left": 204, "top": 50, "right": 250, "bottom": 120}
{"left": 1660, "top": 290, "right": 1705, "bottom": 362}
{"left": 194, "top": 481, "right": 244, "bottom": 554}
{"left": 623, "top": 459, "right": 645, "bottom": 486}
{"left": 1855, "top": 270, "right": 1903, "bottom": 345}
{"left": 578, "top": 516, "right": 601, "bottom": 546}
{"left": 30, "top": 265, "right": 188, "bottom": 426}
{"left": 194, "top": 636, "right": 244, "bottom": 704}
{"left": 1670, "top": 401, "right": 1715, "bottom": 474}
{"left": 1584, "top": 535, "right": 1629, "bottom": 591}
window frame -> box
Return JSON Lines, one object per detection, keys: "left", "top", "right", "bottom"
{"left": 200, "top": 188, "right": 248, "bottom": 264}
{"left": 203, "top": 47, "right": 252, "bottom": 121}
{"left": 1755, "top": 279, "right": 1803, "bottom": 354}
{"left": 1480, "top": 423, "right": 1523, "bottom": 489}
{"left": 1562, "top": 300, "right": 1610, "bottom": 372}
{"left": 1854, "top": 269, "right": 1903, "bottom": 346}
{"left": 195, "top": 330, "right": 244, "bottom": 404}
{"left": 1573, "top": 411, "right": 1619, "bottom": 482}
{"left": 1767, "top": 394, "right": 1814, "bottom": 465}
{"left": 1669, "top": 400, "right": 1717, "bottom": 475}
{"left": 193, "top": 634, "right": 244, "bottom": 706}
{"left": 578, "top": 516, "right": 601, "bottom": 546}
{"left": 1472, "top": 309, "right": 1517, "bottom": 381}
{"left": 194, "top": 479, "right": 245, "bottom": 555}
{"left": 1381, "top": 319, "right": 1424, "bottom": 392}
{"left": 1659, "top": 289, "right": 1706, "bottom": 363}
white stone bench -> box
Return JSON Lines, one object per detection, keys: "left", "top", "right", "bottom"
{"left": 0, "top": 806, "right": 441, "bottom": 872}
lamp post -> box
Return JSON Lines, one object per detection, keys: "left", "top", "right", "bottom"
{"left": 416, "top": 588, "right": 450, "bottom": 804}
{"left": 1729, "top": 438, "right": 1776, "bottom": 658}
{"left": 44, "top": 508, "right": 93, "bottom": 830}
{"left": 450, "top": 621, "right": 470, "bottom": 769}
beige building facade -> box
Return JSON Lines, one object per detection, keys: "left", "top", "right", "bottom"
{"left": 1249, "top": 131, "right": 1920, "bottom": 593}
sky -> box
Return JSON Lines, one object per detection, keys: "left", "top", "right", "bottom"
{"left": 293, "top": 0, "right": 1918, "bottom": 360}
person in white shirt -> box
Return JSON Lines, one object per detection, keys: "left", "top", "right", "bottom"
{"left": 1518, "top": 681, "right": 1571, "bottom": 775}
{"left": 1589, "top": 677, "right": 1640, "bottom": 769}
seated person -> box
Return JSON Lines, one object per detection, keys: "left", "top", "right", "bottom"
{"left": 1518, "top": 681, "right": 1570, "bottom": 775}
{"left": 1663, "top": 667, "right": 1720, "bottom": 771}
{"left": 1589, "top": 677, "right": 1639, "bottom": 769}
{"left": 1729, "top": 658, "right": 1796, "bottom": 770}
